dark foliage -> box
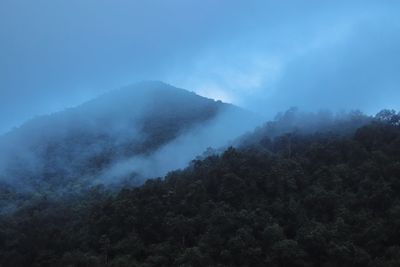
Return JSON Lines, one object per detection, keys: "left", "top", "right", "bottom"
{"left": 1, "top": 110, "right": 400, "bottom": 266}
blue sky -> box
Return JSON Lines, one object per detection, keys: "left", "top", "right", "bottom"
{"left": 1, "top": 0, "right": 399, "bottom": 133}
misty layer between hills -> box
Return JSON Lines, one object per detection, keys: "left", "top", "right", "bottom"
{"left": 0, "top": 81, "right": 384, "bottom": 203}
{"left": 0, "top": 81, "right": 260, "bottom": 193}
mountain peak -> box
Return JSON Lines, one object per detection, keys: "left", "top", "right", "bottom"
{"left": 0, "top": 82, "right": 258, "bottom": 192}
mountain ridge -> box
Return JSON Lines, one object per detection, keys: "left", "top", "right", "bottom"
{"left": 0, "top": 81, "right": 259, "bottom": 193}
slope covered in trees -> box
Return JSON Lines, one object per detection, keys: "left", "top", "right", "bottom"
{"left": 0, "top": 81, "right": 256, "bottom": 198}
{"left": 1, "top": 110, "right": 400, "bottom": 266}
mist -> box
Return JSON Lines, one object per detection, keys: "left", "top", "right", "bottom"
{"left": 96, "top": 107, "right": 260, "bottom": 185}
{"left": 0, "top": 82, "right": 261, "bottom": 194}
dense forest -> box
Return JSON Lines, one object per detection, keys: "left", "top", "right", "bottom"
{"left": 1, "top": 109, "right": 400, "bottom": 266}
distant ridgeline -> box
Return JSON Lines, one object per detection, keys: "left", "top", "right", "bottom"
{"left": 0, "top": 81, "right": 256, "bottom": 195}
{"left": 1, "top": 108, "right": 400, "bottom": 266}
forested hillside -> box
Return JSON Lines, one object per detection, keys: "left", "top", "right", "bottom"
{"left": 1, "top": 110, "right": 399, "bottom": 267}
{"left": 0, "top": 82, "right": 255, "bottom": 200}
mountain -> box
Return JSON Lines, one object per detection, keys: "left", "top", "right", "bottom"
{"left": 0, "top": 81, "right": 259, "bottom": 194}
{"left": 1, "top": 110, "right": 400, "bottom": 266}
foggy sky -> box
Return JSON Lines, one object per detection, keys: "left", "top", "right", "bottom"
{"left": 1, "top": 0, "right": 400, "bottom": 133}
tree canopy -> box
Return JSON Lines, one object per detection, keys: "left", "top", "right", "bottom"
{"left": 1, "top": 110, "right": 400, "bottom": 266}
